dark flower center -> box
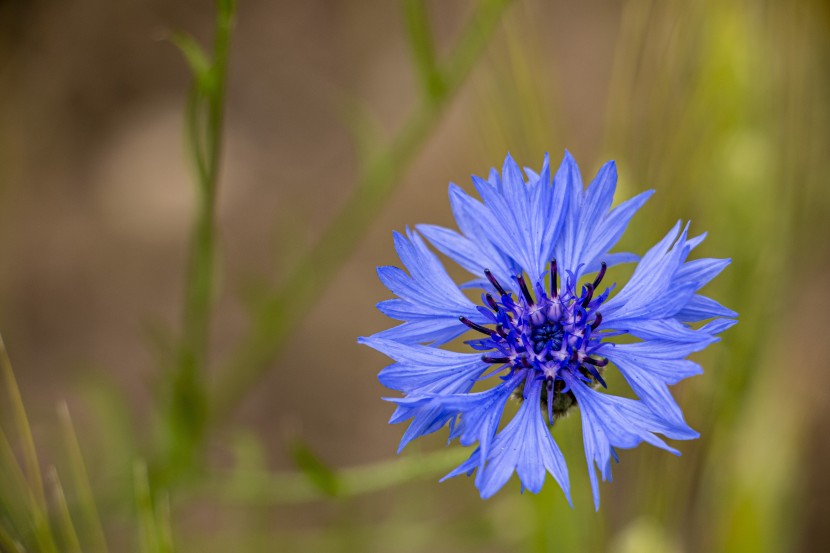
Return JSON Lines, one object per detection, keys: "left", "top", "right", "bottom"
{"left": 530, "top": 321, "right": 564, "bottom": 353}
{"left": 460, "top": 260, "right": 612, "bottom": 421}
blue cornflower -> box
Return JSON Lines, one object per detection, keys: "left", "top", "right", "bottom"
{"left": 359, "top": 152, "right": 736, "bottom": 508}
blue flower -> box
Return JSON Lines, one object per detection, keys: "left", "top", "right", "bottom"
{"left": 359, "top": 152, "right": 737, "bottom": 509}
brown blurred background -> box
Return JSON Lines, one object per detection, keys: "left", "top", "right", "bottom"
{"left": 1, "top": 1, "right": 830, "bottom": 551}
{"left": 0, "top": 0, "right": 623, "bottom": 467}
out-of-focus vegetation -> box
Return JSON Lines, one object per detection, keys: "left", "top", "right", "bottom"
{"left": 1, "top": 0, "right": 829, "bottom": 551}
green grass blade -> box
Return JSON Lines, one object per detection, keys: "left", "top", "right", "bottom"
{"left": 57, "top": 402, "right": 108, "bottom": 553}
{"left": 47, "top": 467, "right": 82, "bottom": 553}
{"left": 208, "top": 447, "right": 470, "bottom": 505}
{"left": 134, "top": 460, "right": 175, "bottom": 553}
{"left": 0, "top": 333, "right": 46, "bottom": 513}
{"left": 404, "top": 0, "right": 445, "bottom": 102}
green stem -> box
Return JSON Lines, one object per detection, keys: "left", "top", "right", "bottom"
{"left": 58, "top": 403, "right": 109, "bottom": 553}
{"left": 0, "top": 333, "right": 47, "bottom": 516}
{"left": 0, "top": 332, "right": 60, "bottom": 553}
{"left": 166, "top": 0, "right": 235, "bottom": 476}
{"left": 211, "top": 0, "right": 513, "bottom": 419}
{"left": 202, "top": 447, "right": 470, "bottom": 505}
{"left": 405, "top": 0, "right": 445, "bottom": 102}
{"left": 180, "top": 2, "right": 232, "bottom": 379}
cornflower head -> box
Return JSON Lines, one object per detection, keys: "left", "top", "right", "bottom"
{"left": 359, "top": 152, "right": 736, "bottom": 508}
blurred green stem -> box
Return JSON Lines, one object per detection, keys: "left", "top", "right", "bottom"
{"left": 0, "top": 333, "right": 47, "bottom": 517}
{"left": 135, "top": 461, "right": 175, "bottom": 553}
{"left": 405, "top": 0, "right": 445, "bottom": 102}
{"left": 202, "top": 447, "right": 470, "bottom": 505}
{"left": 58, "top": 403, "right": 108, "bottom": 553}
{"left": 0, "top": 332, "right": 59, "bottom": 553}
{"left": 166, "top": 0, "right": 235, "bottom": 477}
{"left": 211, "top": 0, "right": 514, "bottom": 419}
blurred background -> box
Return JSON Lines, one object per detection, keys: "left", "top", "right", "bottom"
{"left": 1, "top": 0, "right": 829, "bottom": 551}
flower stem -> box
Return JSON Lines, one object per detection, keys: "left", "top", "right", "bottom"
{"left": 165, "top": 0, "right": 235, "bottom": 480}
{"left": 199, "top": 447, "right": 471, "bottom": 505}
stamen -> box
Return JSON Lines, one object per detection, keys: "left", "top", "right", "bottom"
{"left": 484, "top": 269, "right": 507, "bottom": 296}
{"left": 583, "top": 356, "right": 609, "bottom": 367}
{"left": 581, "top": 283, "right": 594, "bottom": 308}
{"left": 593, "top": 262, "right": 607, "bottom": 289}
{"left": 485, "top": 293, "right": 499, "bottom": 312}
{"left": 516, "top": 275, "right": 534, "bottom": 305}
{"left": 470, "top": 259, "right": 618, "bottom": 417}
{"left": 586, "top": 366, "right": 608, "bottom": 388}
{"left": 550, "top": 259, "right": 559, "bottom": 298}
{"left": 547, "top": 378, "right": 554, "bottom": 424}
{"left": 459, "top": 316, "right": 496, "bottom": 336}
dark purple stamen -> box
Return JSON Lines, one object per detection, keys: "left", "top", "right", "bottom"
{"left": 581, "top": 283, "right": 594, "bottom": 308}
{"left": 586, "top": 366, "right": 608, "bottom": 388}
{"left": 484, "top": 269, "right": 507, "bottom": 296}
{"left": 593, "top": 262, "right": 607, "bottom": 289}
{"left": 485, "top": 293, "right": 499, "bottom": 312}
{"left": 516, "top": 275, "right": 534, "bottom": 305}
{"left": 466, "top": 259, "right": 614, "bottom": 417}
{"left": 459, "top": 316, "right": 496, "bottom": 336}
{"left": 583, "top": 356, "right": 609, "bottom": 367}
{"left": 550, "top": 259, "right": 559, "bottom": 298}
{"left": 546, "top": 378, "right": 554, "bottom": 423}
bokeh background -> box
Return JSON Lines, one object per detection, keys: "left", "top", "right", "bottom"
{"left": 1, "top": 0, "right": 829, "bottom": 551}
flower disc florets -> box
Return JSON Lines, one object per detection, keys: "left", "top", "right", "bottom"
{"left": 462, "top": 262, "right": 611, "bottom": 421}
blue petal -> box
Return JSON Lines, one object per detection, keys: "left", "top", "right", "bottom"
{"left": 370, "top": 318, "right": 468, "bottom": 346}
{"left": 674, "top": 294, "right": 738, "bottom": 322}
{"left": 359, "top": 337, "right": 488, "bottom": 393}
{"left": 416, "top": 222, "right": 514, "bottom": 290}
{"left": 431, "top": 153, "right": 569, "bottom": 287}
{"left": 602, "top": 222, "right": 697, "bottom": 322}
{"left": 553, "top": 151, "right": 584, "bottom": 276}
{"left": 554, "top": 151, "right": 653, "bottom": 279}
{"left": 574, "top": 161, "right": 617, "bottom": 261}
{"left": 473, "top": 174, "right": 540, "bottom": 281}
{"left": 583, "top": 190, "right": 654, "bottom": 270}
{"left": 565, "top": 372, "right": 693, "bottom": 510}
{"left": 428, "top": 374, "right": 523, "bottom": 458}
{"left": 583, "top": 252, "right": 639, "bottom": 274}
{"left": 674, "top": 257, "right": 731, "bottom": 289}
{"left": 600, "top": 336, "right": 716, "bottom": 363}
{"left": 443, "top": 378, "right": 571, "bottom": 502}
{"left": 601, "top": 342, "right": 703, "bottom": 432}
{"left": 602, "top": 317, "right": 706, "bottom": 343}
{"left": 393, "top": 406, "right": 457, "bottom": 452}
{"left": 360, "top": 337, "right": 490, "bottom": 452}
{"left": 523, "top": 166, "right": 540, "bottom": 181}
{"left": 373, "top": 229, "right": 484, "bottom": 344}
{"left": 391, "top": 229, "right": 472, "bottom": 309}
{"left": 603, "top": 224, "right": 736, "bottom": 328}
{"left": 446, "top": 184, "right": 520, "bottom": 288}
{"left": 700, "top": 318, "right": 738, "bottom": 335}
